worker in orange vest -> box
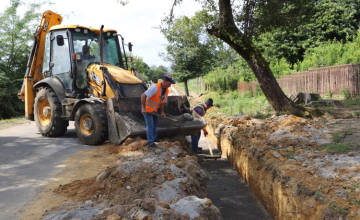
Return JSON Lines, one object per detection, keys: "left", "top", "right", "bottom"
{"left": 141, "top": 74, "right": 176, "bottom": 148}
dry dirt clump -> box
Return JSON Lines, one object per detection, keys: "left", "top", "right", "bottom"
{"left": 42, "top": 137, "right": 222, "bottom": 220}
{"left": 206, "top": 113, "right": 360, "bottom": 219}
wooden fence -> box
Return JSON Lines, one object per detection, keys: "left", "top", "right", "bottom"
{"left": 238, "top": 63, "right": 360, "bottom": 96}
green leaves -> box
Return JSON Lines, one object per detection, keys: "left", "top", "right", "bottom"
{"left": 160, "top": 11, "right": 218, "bottom": 85}
{"left": 255, "top": 0, "right": 360, "bottom": 65}
{"left": 0, "top": 0, "right": 44, "bottom": 119}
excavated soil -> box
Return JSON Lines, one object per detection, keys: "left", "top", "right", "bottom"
{"left": 23, "top": 137, "right": 223, "bottom": 220}
{"left": 205, "top": 110, "right": 360, "bottom": 220}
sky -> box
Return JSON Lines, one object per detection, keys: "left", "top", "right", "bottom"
{"left": 2, "top": 0, "right": 203, "bottom": 67}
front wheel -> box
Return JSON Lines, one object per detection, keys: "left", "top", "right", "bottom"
{"left": 34, "top": 87, "right": 69, "bottom": 137}
{"left": 75, "top": 103, "right": 108, "bottom": 145}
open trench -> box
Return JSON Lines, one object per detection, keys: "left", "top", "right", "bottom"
{"left": 204, "top": 113, "right": 360, "bottom": 220}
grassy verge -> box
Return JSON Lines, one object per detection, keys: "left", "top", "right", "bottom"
{"left": 204, "top": 91, "right": 273, "bottom": 119}
{"left": 320, "top": 143, "right": 352, "bottom": 154}
{"left": 0, "top": 117, "right": 27, "bottom": 130}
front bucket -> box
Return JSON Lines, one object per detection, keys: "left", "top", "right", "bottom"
{"left": 106, "top": 96, "right": 206, "bottom": 145}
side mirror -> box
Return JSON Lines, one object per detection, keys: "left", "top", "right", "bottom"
{"left": 126, "top": 57, "right": 133, "bottom": 63}
{"left": 128, "top": 42, "right": 133, "bottom": 52}
{"left": 56, "top": 35, "right": 64, "bottom": 46}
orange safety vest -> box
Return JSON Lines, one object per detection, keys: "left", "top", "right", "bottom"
{"left": 145, "top": 82, "right": 169, "bottom": 112}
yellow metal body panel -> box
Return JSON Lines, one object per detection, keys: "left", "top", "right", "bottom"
{"left": 90, "top": 27, "right": 117, "bottom": 32}
{"left": 87, "top": 63, "right": 142, "bottom": 99}
{"left": 50, "top": 25, "right": 90, "bottom": 31}
{"left": 103, "top": 63, "right": 142, "bottom": 84}
{"left": 21, "top": 10, "right": 62, "bottom": 119}
{"left": 50, "top": 25, "right": 116, "bottom": 33}
{"left": 24, "top": 76, "right": 34, "bottom": 120}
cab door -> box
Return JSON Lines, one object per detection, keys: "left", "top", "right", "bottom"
{"left": 50, "top": 30, "right": 73, "bottom": 93}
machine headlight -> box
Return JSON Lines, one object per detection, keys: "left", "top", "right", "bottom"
{"left": 75, "top": 28, "right": 81, "bottom": 32}
{"left": 84, "top": 29, "right": 88, "bottom": 34}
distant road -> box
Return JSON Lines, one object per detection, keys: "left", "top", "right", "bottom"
{"left": 0, "top": 121, "right": 94, "bottom": 220}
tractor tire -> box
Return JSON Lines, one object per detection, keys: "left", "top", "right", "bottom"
{"left": 34, "top": 87, "right": 69, "bottom": 137}
{"left": 74, "top": 103, "right": 108, "bottom": 145}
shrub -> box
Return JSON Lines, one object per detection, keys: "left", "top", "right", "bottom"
{"left": 341, "top": 88, "right": 351, "bottom": 100}
{"left": 254, "top": 84, "right": 264, "bottom": 97}
{"left": 241, "top": 91, "right": 253, "bottom": 98}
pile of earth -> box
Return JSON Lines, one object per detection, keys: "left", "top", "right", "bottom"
{"left": 42, "top": 137, "right": 223, "bottom": 220}
{"left": 207, "top": 113, "right": 360, "bottom": 219}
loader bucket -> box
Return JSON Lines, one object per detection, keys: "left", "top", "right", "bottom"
{"left": 107, "top": 96, "right": 207, "bottom": 145}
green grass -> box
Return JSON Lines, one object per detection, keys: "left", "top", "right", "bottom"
{"left": 203, "top": 91, "right": 273, "bottom": 119}
{"left": 0, "top": 117, "right": 27, "bottom": 130}
{"left": 320, "top": 143, "right": 352, "bottom": 154}
{"left": 332, "top": 132, "right": 345, "bottom": 141}
{"left": 342, "top": 99, "right": 360, "bottom": 107}
{"left": 352, "top": 111, "right": 360, "bottom": 117}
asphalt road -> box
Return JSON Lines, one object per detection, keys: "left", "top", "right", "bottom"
{"left": 0, "top": 121, "right": 94, "bottom": 220}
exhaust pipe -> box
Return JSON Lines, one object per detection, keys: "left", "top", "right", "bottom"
{"left": 100, "top": 25, "right": 104, "bottom": 65}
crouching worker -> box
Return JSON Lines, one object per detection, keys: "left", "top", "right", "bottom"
{"left": 141, "top": 74, "right": 176, "bottom": 148}
{"left": 191, "top": 98, "right": 213, "bottom": 153}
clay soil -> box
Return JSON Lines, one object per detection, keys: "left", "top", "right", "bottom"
{"left": 22, "top": 136, "right": 223, "bottom": 220}
{"left": 204, "top": 99, "right": 360, "bottom": 220}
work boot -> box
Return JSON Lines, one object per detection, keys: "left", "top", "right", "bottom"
{"left": 194, "top": 149, "right": 202, "bottom": 154}
{"left": 148, "top": 143, "right": 159, "bottom": 148}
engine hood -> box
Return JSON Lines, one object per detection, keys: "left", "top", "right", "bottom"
{"left": 87, "top": 63, "right": 143, "bottom": 84}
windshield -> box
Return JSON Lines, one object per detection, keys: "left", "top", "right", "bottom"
{"left": 72, "top": 31, "right": 123, "bottom": 68}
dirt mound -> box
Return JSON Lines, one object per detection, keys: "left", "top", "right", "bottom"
{"left": 213, "top": 114, "right": 332, "bottom": 148}
{"left": 44, "top": 137, "right": 222, "bottom": 220}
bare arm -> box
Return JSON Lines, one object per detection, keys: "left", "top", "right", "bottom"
{"left": 141, "top": 93, "right": 147, "bottom": 113}
{"left": 160, "top": 103, "right": 165, "bottom": 118}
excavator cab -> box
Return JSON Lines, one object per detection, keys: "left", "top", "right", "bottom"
{"left": 19, "top": 11, "right": 206, "bottom": 145}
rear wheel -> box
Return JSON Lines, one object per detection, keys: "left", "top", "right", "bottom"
{"left": 34, "top": 87, "right": 69, "bottom": 137}
{"left": 75, "top": 103, "right": 108, "bottom": 145}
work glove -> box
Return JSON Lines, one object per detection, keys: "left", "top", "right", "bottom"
{"left": 203, "top": 129, "right": 208, "bottom": 137}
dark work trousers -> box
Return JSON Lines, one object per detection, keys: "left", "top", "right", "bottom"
{"left": 191, "top": 130, "right": 201, "bottom": 151}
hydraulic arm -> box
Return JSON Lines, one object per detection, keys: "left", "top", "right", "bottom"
{"left": 18, "top": 10, "right": 62, "bottom": 120}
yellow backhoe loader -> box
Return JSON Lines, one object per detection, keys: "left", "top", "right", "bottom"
{"left": 19, "top": 10, "right": 206, "bottom": 145}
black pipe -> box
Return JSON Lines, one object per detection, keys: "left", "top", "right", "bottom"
{"left": 100, "top": 25, "right": 104, "bottom": 65}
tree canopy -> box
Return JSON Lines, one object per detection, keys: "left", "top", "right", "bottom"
{"left": 0, "top": 0, "right": 43, "bottom": 119}
{"left": 159, "top": 11, "right": 218, "bottom": 95}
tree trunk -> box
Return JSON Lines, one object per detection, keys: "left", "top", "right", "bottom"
{"left": 184, "top": 80, "right": 190, "bottom": 96}
{"left": 207, "top": 0, "right": 323, "bottom": 117}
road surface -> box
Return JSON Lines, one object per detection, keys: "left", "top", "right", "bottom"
{"left": 0, "top": 121, "right": 94, "bottom": 220}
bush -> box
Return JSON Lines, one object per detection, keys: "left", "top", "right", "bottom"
{"left": 227, "top": 77, "right": 239, "bottom": 91}
{"left": 254, "top": 84, "right": 264, "bottom": 97}
{"left": 341, "top": 88, "right": 351, "bottom": 100}
{"left": 241, "top": 91, "right": 253, "bottom": 98}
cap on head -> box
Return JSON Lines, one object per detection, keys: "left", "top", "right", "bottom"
{"left": 205, "top": 98, "right": 213, "bottom": 107}
{"left": 163, "top": 74, "right": 176, "bottom": 84}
